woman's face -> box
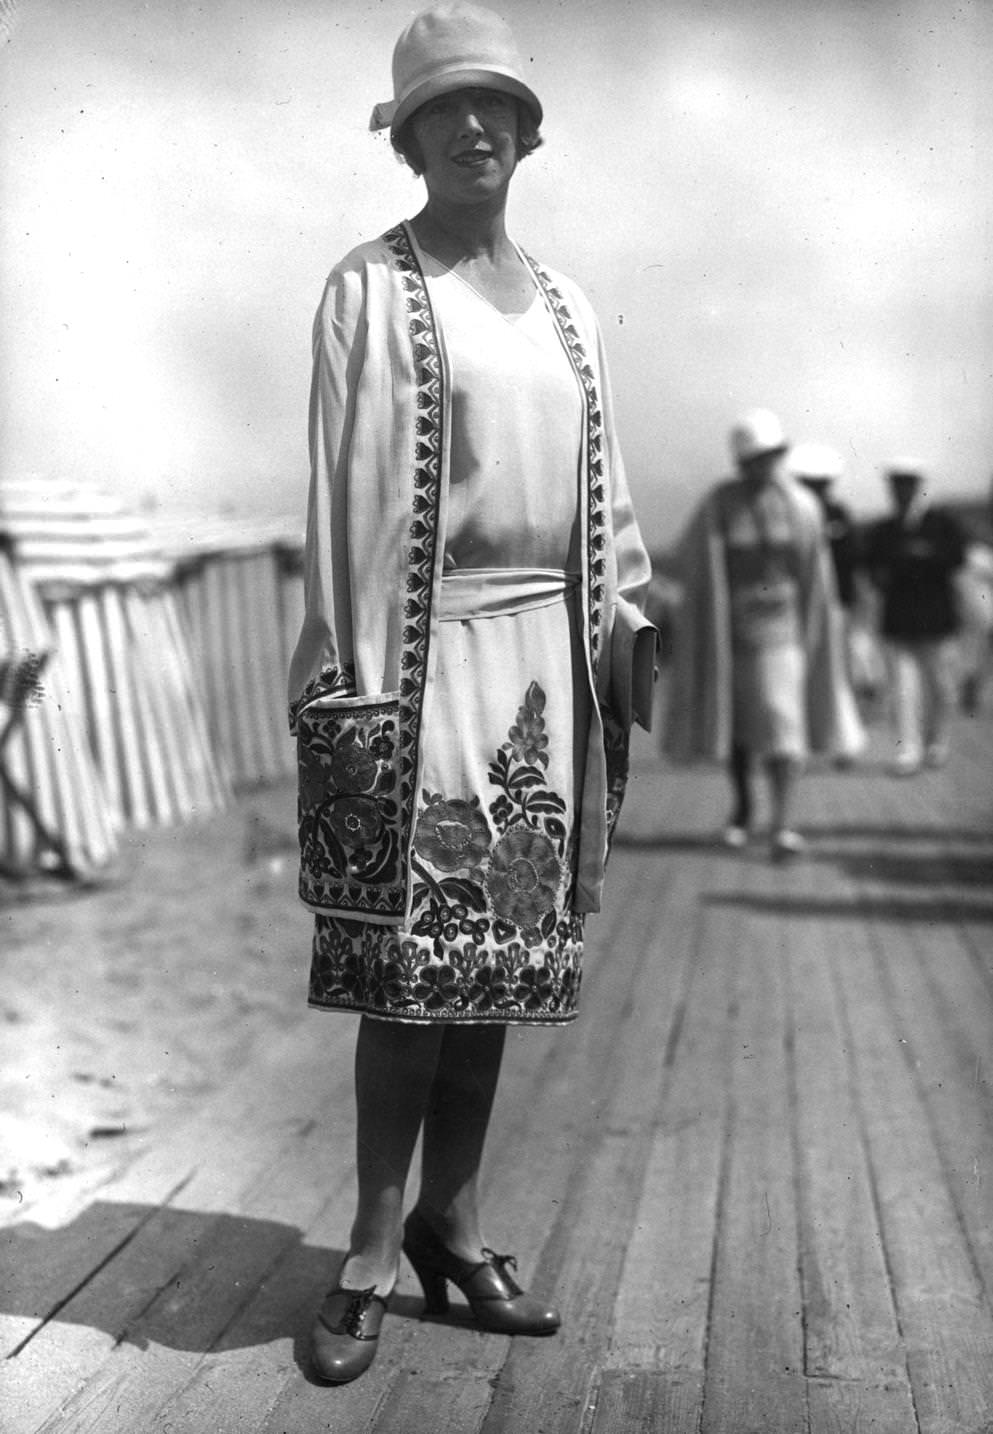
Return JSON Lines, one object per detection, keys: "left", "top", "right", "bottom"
{"left": 409, "top": 86, "right": 520, "bottom": 205}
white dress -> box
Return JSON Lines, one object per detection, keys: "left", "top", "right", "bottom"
{"left": 310, "top": 249, "right": 595, "bottom": 1024}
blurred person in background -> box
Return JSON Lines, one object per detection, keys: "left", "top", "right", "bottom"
{"left": 287, "top": 1, "right": 655, "bottom": 1386}
{"left": 955, "top": 480, "right": 993, "bottom": 716}
{"left": 862, "top": 462, "right": 966, "bottom": 774}
{"left": 789, "top": 441, "right": 867, "bottom": 761}
{"left": 663, "top": 409, "right": 857, "bottom": 860}
{"left": 790, "top": 442, "right": 859, "bottom": 614}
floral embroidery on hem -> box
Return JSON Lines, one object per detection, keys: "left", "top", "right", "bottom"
{"left": 308, "top": 679, "right": 585, "bottom": 1023}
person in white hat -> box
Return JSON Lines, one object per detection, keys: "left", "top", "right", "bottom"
{"left": 287, "top": 2, "right": 656, "bottom": 1383}
{"left": 663, "top": 410, "right": 856, "bottom": 857}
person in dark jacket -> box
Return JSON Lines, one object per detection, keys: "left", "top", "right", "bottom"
{"left": 862, "top": 462, "right": 966, "bottom": 774}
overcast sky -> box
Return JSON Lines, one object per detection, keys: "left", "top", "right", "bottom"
{"left": 2, "top": 0, "right": 991, "bottom": 549}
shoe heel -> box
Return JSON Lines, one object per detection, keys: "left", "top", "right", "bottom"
{"left": 406, "top": 1253, "right": 450, "bottom": 1315}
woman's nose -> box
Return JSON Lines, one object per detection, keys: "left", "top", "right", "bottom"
{"left": 456, "top": 105, "right": 485, "bottom": 136}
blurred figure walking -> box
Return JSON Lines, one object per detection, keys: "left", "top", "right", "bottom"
{"left": 663, "top": 410, "right": 857, "bottom": 860}
{"left": 863, "top": 462, "right": 966, "bottom": 775}
{"left": 790, "top": 442, "right": 868, "bottom": 759}
{"left": 956, "top": 532, "right": 993, "bottom": 716}
{"left": 790, "top": 443, "right": 859, "bottom": 613}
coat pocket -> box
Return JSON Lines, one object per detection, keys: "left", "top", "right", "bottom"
{"left": 608, "top": 599, "right": 660, "bottom": 731}
{"left": 296, "top": 689, "right": 405, "bottom": 921}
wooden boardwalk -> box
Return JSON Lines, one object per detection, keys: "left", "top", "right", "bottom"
{"left": 3, "top": 714, "right": 993, "bottom": 1433}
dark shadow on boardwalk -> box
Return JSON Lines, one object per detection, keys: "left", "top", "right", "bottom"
{"left": 616, "top": 825, "right": 993, "bottom": 851}
{"left": 2, "top": 1201, "right": 423, "bottom": 1379}
{"left": 702, "top": 891, "right": 993, "bottom": 923}
{"left": 615, "top": 830, "right": 993, "bottom": 892}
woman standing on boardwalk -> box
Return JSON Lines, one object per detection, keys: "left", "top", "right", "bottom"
{"left": 287, "top": 2, "right": 656, "bottom": 1385}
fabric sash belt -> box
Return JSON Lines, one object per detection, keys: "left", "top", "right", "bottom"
{"left": 438, "top": 567, "right": 580, "bottom": 622}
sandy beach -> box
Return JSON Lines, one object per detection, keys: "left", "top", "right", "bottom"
{"left": 0, "top": 780, "right": 321, "bottom": 1220}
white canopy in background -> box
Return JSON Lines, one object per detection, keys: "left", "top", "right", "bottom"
{"left": 0, "top": 479, "right": 231, "bottom": 867}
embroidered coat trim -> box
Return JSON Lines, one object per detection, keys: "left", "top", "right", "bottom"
{"left": 290, "top": 222, "right": 652, "bottom": 924}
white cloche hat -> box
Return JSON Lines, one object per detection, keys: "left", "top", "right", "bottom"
{"left": 369, "top": 3, "right": 542, "bottom": 137}
{"left": 729, "top": 409, "right": 789, "bottom": 464}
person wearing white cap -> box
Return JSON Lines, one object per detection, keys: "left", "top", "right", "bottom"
{"left": 663, "top": 410, "right": 855, "bottom": 857}
{"left": 862, "top": 462, "right": 966, "bottom": 773}
{"left": 287, "top": 2, "right": 656, "bottom": 1383}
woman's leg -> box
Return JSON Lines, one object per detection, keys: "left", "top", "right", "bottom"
{"left": 339, "top": 1016, "right": 445, "bottom": 1292}
{"left": 920, "top": 637, "right": 956, "bottom": 761}
{"left": 887, "top": 640, "right": 923, "bottom": 770}
{"left": 766, "top": 753, "right": 798, "bottom": 834}
{"left": 413, "top": 1023, "right": 508, "bottom": 1260}
{"left": 728, "top": 742, "right": 753, "bottom": 831}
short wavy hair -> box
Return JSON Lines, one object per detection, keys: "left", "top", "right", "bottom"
{"left": 391, "top": 98, "right": 544, "bottom": 176}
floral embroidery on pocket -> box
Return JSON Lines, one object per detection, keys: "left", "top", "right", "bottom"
{"left": 296, "top": 693, "right": 403, "bottom": 918}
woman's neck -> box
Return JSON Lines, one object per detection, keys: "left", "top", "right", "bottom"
{"left": 410, "top": 199, "right": 513, "bottom": 267}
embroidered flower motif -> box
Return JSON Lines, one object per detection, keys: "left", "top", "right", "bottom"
{"left": 507, "top": 682, "right": 549, "bottom": 766}
{"left": 328, "top": 796, "right": 383, "bottom": 847}
{"left": 414, "top": 799, "right": 491, "bottom": 872}
{"left": 412, "top": 963, "right": 462, "bottom": 1011}
{"left": 369, "top": 734, "right": 394, "bottom": 762}
{"left": 490, "top": 794, "right": 514, "bottom": 829}
{"left": 486, "top": 828, "right": 561, "bottom": 928}
{"left": 468, "top": 964, "right": 511, "bottom": 1013}
{"left": 513, "top": 965, "right": 557, "bottom": 1011}
{"left": 331, "top": 742, "right": 378, "bottom": 793}
{"left": 459, "top": 913, "right": 489, "bottom": 944}
{"left": 368, "top": 957, "right": 408, "bottom": 1009}
{"left": 299, "top": 746, "right": 330, "bottom": 810}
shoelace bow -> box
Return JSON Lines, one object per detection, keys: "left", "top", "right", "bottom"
{"left": 480, "top": 1248, "right": 522, "bottom": 1292}
{"left": 337, "top": 1285, "right": 381, "bottom": 1337}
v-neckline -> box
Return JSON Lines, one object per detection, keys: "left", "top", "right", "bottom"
{"left": 440, "top": 262, "right": 538, "bottom": 322}
{"left": 410, "top": 230, "right": 539, "bottom": 322}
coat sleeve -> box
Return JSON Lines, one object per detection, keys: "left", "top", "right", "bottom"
{"left": 287, "top": 261, "right": 367, "bottom": 730}
{"left": 592, "top": 322, "right": 658, "bottom": 729}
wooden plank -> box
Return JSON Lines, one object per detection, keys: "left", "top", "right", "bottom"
{"left": 370, "top": 1363, "right": 497, "bottom": 1434}
{"left": 785, "top": 892, "right": 906, "bottom": 1385}
{"left": 830, "top": 908, "right": 993, "bottom": 1432}
{"left": 807, "top": 1377, "right": 919, "bottom": 1434}
{"left": 590, "top": 1368, "right": 705, "bottom": 1434}
{"left": 699, "top": 853, "right": 808, "bottom": 1434}
{"left": 604, "top": 851, "right": 731, "bottom": 1380}
{"left": 874, "top": 888, "right": 993, "bottom": 1307}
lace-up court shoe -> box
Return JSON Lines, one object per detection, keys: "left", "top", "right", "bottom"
{"left": 311, "top": 1283, "right": 391, "bottom": 1383}
{"left": 402, "top": 1208, "right": 560, "bottom": 1336}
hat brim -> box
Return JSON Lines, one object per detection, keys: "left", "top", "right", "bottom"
{"left": 738, "top": 443, "right": 789, "bottom": 463}
{"left": 370, "top": 66, "right": 542, "bottom": 136}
